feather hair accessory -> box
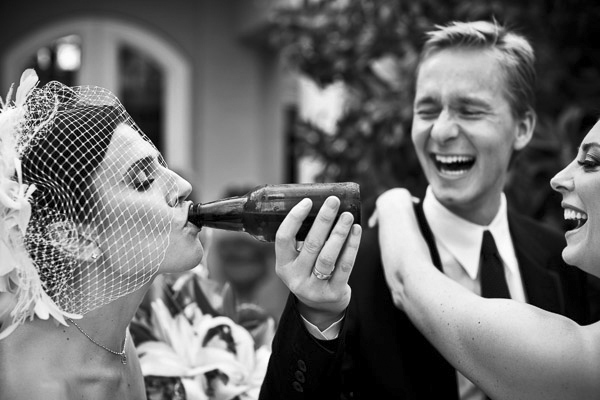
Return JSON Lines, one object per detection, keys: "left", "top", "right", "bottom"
{"left": 0, "top": 69, "right": 79, "bottom": 340}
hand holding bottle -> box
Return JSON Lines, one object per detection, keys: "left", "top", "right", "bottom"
{"left": 274, "top": 195, "right": 362, "bottom": 330}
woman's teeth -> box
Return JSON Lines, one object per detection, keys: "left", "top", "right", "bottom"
{"left": 564, "top": 208, "right": 588, "bottom": 230}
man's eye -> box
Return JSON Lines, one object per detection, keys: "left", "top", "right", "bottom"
{"left": 416, "top": 108, "right": 439, "bottom": 119}
{"left": 461, "top": 109, "right": 484, "bottom": 118}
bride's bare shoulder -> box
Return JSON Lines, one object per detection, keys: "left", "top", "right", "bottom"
{"left": 0, "top": 321, "right": 77, "bottom": 399}
{"left": 0, "top": 348, "right": 69, "bottom": 400}
{"left": 0, "top": 320, "right": 146, "bottom": 400}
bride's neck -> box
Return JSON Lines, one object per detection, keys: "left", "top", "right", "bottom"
{"left": 0, "top": 281, "right": 152, "bottom": 374}
{"left": 70, "top": 283, "right": 150, "bottom": 349}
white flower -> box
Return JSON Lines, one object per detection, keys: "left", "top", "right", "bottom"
{"left": 137, "top": 299, "right": 272, "bottom": 400}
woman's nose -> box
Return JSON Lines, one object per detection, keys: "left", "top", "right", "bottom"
{"left": 167, "top": 170, "right": 193, "bottom": 207}
{"left": 550, "top": 161, "right": 575, "bottom": 193}
{"left": 430, "top": 110, "right": 459, "bottom": 143}
{"left": 177, "top": 176, "right": 193, "bottom": 204}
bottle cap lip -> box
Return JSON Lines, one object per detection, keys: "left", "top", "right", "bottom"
{"left": 187, "top": 203, "right": 201, "bottom": 228}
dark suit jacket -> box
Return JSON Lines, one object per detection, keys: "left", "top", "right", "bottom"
{"left": 259, "top": 202, "right": 593, "bottom": 400}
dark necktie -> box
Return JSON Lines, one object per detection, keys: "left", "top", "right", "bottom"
{"left": 480, "top": 230, "right": 510, "bottom": 299}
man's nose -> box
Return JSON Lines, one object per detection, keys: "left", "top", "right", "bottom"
{"left": 430, "top": 110, "right": 460, "bottom": 143}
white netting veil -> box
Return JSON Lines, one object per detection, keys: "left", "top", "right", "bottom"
{"left": 0, "top": 71, "right": 175, "bottom": 327}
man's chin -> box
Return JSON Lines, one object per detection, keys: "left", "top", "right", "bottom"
{"left": 430, "top": 185, "right": 470, "bottom": 204}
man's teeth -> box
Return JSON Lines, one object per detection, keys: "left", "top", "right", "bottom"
{"left": 434, "top": 154, "right": 475, "bottom": 174}
{"left": 435, "top": 155, "right": 473, "bottom": 163}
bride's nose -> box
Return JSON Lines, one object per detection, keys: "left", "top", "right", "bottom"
{"left": 166, "top": 170, "right": 192, "bottom": 207}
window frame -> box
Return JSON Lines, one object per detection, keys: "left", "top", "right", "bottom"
{"left": 2, "top": 16, "right": 193, "bottom": 175}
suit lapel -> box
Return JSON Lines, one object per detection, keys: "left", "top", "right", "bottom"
{"left": 508, "top": 212, "right": 565, "bottom": 313}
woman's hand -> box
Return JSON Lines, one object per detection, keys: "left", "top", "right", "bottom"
{"left": 275, "top": 196, "right": 362, "bottom": 330}
{"left": 374, "top": 188, "right": 432, "bottom": 311}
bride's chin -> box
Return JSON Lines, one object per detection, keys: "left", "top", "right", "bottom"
{"left": 161, "top": 248, "right": 204, "bottom": 273}
{"left": 184, "top": 249, "right": 204, "bottom": 270}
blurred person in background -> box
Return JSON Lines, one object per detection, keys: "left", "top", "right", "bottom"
{"left": 207, "top": 185, "right": 289, "bottom": 330}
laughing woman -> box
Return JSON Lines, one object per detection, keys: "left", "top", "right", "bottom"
{"left": 374, "top": 120, "right": 600, "bottom": 400}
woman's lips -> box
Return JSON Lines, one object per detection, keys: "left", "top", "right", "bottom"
{"left": 563, "top": 206, "right": 588, "bottom": 231}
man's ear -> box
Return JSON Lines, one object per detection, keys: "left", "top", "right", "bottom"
{"left": 513, "top": 109, "right": 536, "bottom": 151}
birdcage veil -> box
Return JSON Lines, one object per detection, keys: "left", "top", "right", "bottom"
{"left": 0, "top": 69, "right": 174, "bottom": 338}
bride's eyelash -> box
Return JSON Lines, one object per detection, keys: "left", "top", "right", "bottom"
{"left": 132, "top": 171, "right": 155, "bottom": 191}
{"left": 126, "top": 157, "right": 157, "bottom": 191}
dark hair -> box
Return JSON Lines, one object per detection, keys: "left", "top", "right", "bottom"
{"left": 21, "top": 104, "right": 125, "bottom": 222}
{"left": 20, "top": 104, "right": 126, "bottom": 299}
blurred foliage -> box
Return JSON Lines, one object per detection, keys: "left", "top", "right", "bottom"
{"left": 268, "top": 0, "right": 600, "bottom": 228}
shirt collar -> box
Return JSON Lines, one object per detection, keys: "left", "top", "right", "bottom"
{"left": 422, "top": 186, "right": 516, "bottom": 280}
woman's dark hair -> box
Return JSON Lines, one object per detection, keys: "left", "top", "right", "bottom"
{"left": 21, "top": 104, "right": 125, "bottom": 222}
{"left": 20, "top": 104, "right": 126, "bottom": 299}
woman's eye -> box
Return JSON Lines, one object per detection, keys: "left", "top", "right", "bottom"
{"left": 577, "top": 155, "right": 600, "bottom": 170}
{"left": 131, "top": 170, "right": 155, "bottom": 191}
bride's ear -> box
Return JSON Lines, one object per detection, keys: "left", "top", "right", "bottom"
{"left": 74, "top": 224, "right": 102, "bottom": 262}
{"left": 47, "top": 221, "right": 102, "bottom": 262}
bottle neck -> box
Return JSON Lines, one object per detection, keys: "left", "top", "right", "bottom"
{"left": 188, "top": 196, "right": 247, "bottom": 232}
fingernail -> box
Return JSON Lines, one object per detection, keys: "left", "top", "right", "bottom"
{"left": 299, "top": 198, "right": 312, "bottom": 209}
{"left": 352, "top": 225, "right": 362, "bottom": 235}
{"left": 325, "top": 196, "right": 339, "bottom": 208}
{"left": 340, "top": 212, "right": 352, "bottom": 225}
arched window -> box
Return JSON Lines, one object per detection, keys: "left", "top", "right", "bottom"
{"left": 2, "top": 17, "right": 192, "bottom": 175}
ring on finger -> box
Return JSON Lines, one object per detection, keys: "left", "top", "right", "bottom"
{"left": 312, "top": 267, "right": 333, "bottom": 280}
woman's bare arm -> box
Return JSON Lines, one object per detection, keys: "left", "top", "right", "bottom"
{"left": 376, "top": 188, "right": 600, "bottom": 400}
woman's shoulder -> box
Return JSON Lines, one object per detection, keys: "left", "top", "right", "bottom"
{"left": 0, "top": 352, "right": 69, "bottom": 400}
{"left": 0, "top": 321, "right": 146, "bottom": 400}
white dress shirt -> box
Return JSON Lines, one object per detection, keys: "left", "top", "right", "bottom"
{"left": 423, "top": 186, "right": 526, "bottom": 400}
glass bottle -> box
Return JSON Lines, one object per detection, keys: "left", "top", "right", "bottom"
{"left": 188, "top": 182, "right": 361, "bottom": 242}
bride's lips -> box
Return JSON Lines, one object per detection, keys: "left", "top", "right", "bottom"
{"left": 182, "top": 201, "right": 201, "bottom": 231}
